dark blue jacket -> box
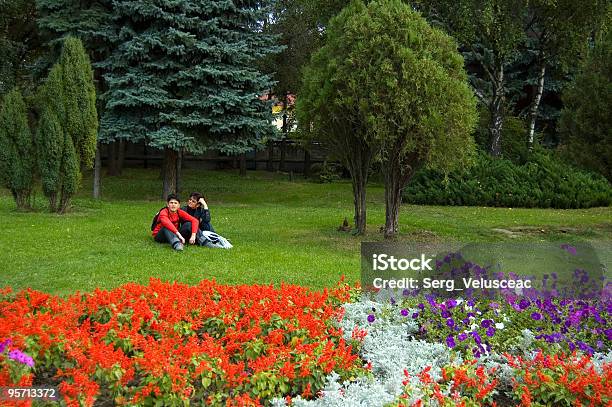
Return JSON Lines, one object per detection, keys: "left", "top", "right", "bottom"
{"left": 181, "top": 206, "right": 215, "bottom": 232}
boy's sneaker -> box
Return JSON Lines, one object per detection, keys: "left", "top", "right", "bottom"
{"left": 173, "top": 242, "right": 184, "bottom": 251}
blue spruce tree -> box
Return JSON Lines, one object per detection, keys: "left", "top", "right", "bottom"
{"left": 98, "top": 0, "right": 280, "bottom": 195}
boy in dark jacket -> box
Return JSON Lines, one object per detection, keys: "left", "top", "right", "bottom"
{"left": 152, "top": 194, "right": 199, "bottom": 251}
{"left": 181, "top": 192, "right": 216, "bottom": 233}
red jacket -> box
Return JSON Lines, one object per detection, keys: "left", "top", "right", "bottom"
{"left": 152, "top": 208, "right": 199, "bottom": 237}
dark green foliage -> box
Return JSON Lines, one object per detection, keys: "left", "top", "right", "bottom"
{"left": 0, "top": 0, "right": 42, "bottom": 96}
{"left": 59, "top": 37, "right": 98, "bottom": 168}
{"left": 404, "top": 151, "right": 612, "bottom": 209}
{"left": 558, "top": 28, "right": 611, "bottom": 182}
{"left": 0, "top": 88, "right": 34, "bottom": 209}
{"left": 59, "top": 130, "right": 81, "bottom": 213}
{"left": 35, "top": 37, "right": 95, "bottom": 212}
{"left": 35, "top": 107, "right": 63, "bottom": 211}
{"left": 99, "top": 0, "right": 280, "bottom": 155}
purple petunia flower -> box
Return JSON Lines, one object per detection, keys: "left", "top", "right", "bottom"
{"left": 417, "top": 303, "right": 425, "bottom": 310}
{"left": 486, "top": 327, "right": 495, "bottom": 337}
{"left": 441, "top": 310, "right": 452, "bottom": 319}
{"left": 458, "top": 333, "right": 468, "bottom": 341}
{"left": 0, "top": 338, "right": 12, "bottom": 353}
{"left": 446, "top": 319, "right": 455, "bottom": 328}
{"left": 481, "top": 319, "right": 492, "bottom": 328}
{"left": 531, "top": 312, "right": 542, "bottom": 321}
{"left": 577, "top": 341, "right": 594, "bottom": 355}
{"left": 519, "top": 298, "right": 531, "bottom": 310}
{"left": 367, "top": 314, "right": 375, "bottom": 323}
{"left": 445, "top": 299, "right": 457, "bottom": 309}
{"left": 471, "top": 331, "right": 482, "bottom": 345}
{"left": 8, "top": 349, "right": 34, "bottom": 367}
{"left": 467, "top": 299, "right": 475, "bottom": 307}
{"left": 412, "top": 312, "right": 419, "bottom": 319}
{"left": 400, "top": 309, "right": 409, "bottom": 317}
{"left": 446, "top": 335, "right": 456, "bottom": 348}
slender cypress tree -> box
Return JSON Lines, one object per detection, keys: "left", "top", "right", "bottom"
{"left": 36, "top": 37, "right": 97, "bottom": 212}
{"left": 59, "top": 37, "right": 98, "bottom": 168}
{"left": 35, "top": 103, "right": 64, "bottom": 212}
{"left": 99, "top": 0, "right": 280, "bottom": 196}
{"left": 0, "top": 88, "right": 35, "bottom": 209}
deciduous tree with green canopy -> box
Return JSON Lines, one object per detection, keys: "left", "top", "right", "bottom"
{"left": 416, "top": 0, "right": 525, "bottom": 157}
{"left": 0, "top": 88, "right": 35, "bottom": 209}
{"left": 524, "top": 0, "right": 608, "bottom": 148}
{"left": 297, "top": 0, "right": 377, "bottom": 235}
{"left": 558, "top": 26, "right": 611, "bottom": 182}
{"left": 298, "top": 0, "right": 478, "bottom": 238}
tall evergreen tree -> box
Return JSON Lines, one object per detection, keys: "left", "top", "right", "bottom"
{"left": 1, "top": 0, "right": 43, "bottom": 96}
{"left": 36, "top": 37, "right": 97, "bottom": 212}
{"left": 0, "top": 88, "right": 35, "bottom": 209}
{"left": 35, "top": 106, "right": 64, "bottom": 212}
{"left": 99, "top": 0, "right": 280, "bottom": 196}
{"left": 59, "top": 37, "right": 98, "bottom": 168}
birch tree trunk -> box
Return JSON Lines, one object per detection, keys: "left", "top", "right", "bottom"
{"left": 528, "top": 61, "right": 546, "bottom": 149}
{"left": 489, "top": 65, "right": 505, "bottom": 157}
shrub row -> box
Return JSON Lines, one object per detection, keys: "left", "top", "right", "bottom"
{"left": 403, "top": 151, "right": 612, "bottom": 208}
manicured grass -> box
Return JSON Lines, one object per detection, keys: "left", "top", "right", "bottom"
{"left": 0, "top": 168, "right": 610, "bottom": 295}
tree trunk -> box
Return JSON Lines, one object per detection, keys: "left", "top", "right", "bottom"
{"left": 527, "top": 62, "right": 546, "bottom": 149}
{"left": 14, "top": 190, "right": 31, "bottom": 210}
{"left": 48, "top": 192, "right": 57, "bottom": 213}
{"left": 143, "top": 143, "right": 148, "bottom": 169}
{"left": 279, "top": 140, "right": 286, "bottom": 172}
{"left": 117, "top": 139, "right": 125, "bottom": 175}
{"left": 107, "top": 141, "right": 119, "bottom": 176}
{"left": 239, "top": 153, "right": 247, "bottom": 176}
{"left": 162, "top": 148, "right": 178, "bottom": 198}
{"left": 266, "top": 143, "right": 274, "bottom": 171}
{"left": 351, "top": 169, "right": 367, "bottom": 235}
{"left": 279, "top": 95, "right": 288, "bottom": 172}
{"left": 346, "top": 139, "right": 372, "bottom": 235}
{"left": 93, "top": 142, "right": 101, "bottom": 199}
{"left": 176, "top": 149, "right": 183, "bottom": 196}
{"left": 383, "top": 145, "right": 415, "bottom": 239}
{"left": 303, "top": 148, "right": 311, "bottom": 178}
{"left": 58, "top": 187, "right": 71, "bottom": 214}
{"left": 489, "top": 65, "right": 505, "bottom": 157}
{"left": 383, "top": 167, "right": 402, "bottom": 239}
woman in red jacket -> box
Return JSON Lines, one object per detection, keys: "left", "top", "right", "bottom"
{"left": 152, "top": 194, "right": 200, "bottom": 251}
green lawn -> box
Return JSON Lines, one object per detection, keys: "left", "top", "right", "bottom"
{"left": 0, "top": 169, "right": 610, "bottom": 295}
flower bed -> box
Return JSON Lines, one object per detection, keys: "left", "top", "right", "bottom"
{"left": 1, "top": 274, "right": 610, "bottom": 407}
{"left": 0, "top": 279, "right": 366, "bottom": 406}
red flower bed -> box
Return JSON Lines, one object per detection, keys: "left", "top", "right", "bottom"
{"left": 395, "top": 351, "right": 612, "bottom": 406}
{"left": 0, "top": 279, "right": 365, "bottom": 406}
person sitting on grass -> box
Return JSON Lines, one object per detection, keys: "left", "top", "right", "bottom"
{"left": 182, "top": 192, "right": 216, "bottom": 233}
{"left": 152, "top": 194, "right": 199, "bottom": 251}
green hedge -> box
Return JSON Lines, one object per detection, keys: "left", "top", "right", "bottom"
{"left": 403, "top": 151, "right": 612, "bottom": 208}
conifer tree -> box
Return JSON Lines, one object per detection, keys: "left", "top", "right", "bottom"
{"left": 0, "top": 88, "right": 35, "bottom": 209}
{"left": 99, "top": 0, "right": 280, "bottom": 196}
{"left": 36, "top": 37, "right": 97, "bottom": 212}
{"left": 59, "top": 37, "right": 98, "bottom": 168}
{"left": 35, "top": 102, "right": 63, "bottom": 212}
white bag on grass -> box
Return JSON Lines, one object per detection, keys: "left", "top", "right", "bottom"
{"left": 199, "top": 231, "right": 233, "bottom": 249}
